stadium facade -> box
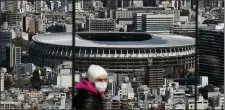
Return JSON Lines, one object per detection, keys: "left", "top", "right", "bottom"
{"left": 29, "top": 32, "right": 195, "bottom": 88}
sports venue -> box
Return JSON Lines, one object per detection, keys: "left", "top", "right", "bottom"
{"left": 29, "top": 32, "right": 195, "bottom": 87}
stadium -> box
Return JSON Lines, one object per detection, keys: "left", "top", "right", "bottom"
{"left": 29, "top": 32, "right": 195, "bottom": 87}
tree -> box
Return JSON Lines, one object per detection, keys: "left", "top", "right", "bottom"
{"left": 28, "top": 32, "right": 35, "bottom": 41}
{"left": 30, "top": 69, "right": 42, "bottom": 90}
{"left": 208, "top": 96, "right": 219, "bottom": 109}
{"left": 157, "top": 106, "right": 164, "bottom": 110}
{"left": 13, "top": 37, "right": 29, "bottom": 52}
{"left": 199, "top": 84, "right": 215, "bottom": 99}
{"left": 173, "top": 68, "right": 180, "bottom": 79}
{"left": 205, "top": 107, "right": 213, "bottom": 110}
{"left": 119, "top": 28, "right": 124, "bottom": 32}
{"left": 179, "top": 67, "right": 190, "bottom": 78}
{"left": 77, "top": 27, "right": 84, "bottom": 32}
{"left": 168, "top": 65, "right": 190, "bottom": 79}
{"left": 170, "top": 65, "right": 181, "bottom": 79}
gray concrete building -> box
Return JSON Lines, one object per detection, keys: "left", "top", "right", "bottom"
{"left": 86, "top": 18, "right": 116, "bottom": 32}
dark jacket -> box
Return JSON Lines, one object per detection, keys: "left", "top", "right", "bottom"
{"left": 73, "top": 79, "right": 104, "bottom": 110}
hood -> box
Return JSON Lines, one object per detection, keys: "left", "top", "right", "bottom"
{"left": 75, "top": 79, "right": 98, "bottom": 94}
{"left": 75, "top": 79, "right": 105, "bottom": 99}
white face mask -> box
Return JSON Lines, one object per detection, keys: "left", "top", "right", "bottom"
{"left": 95, "top": 82, "right": 107, "bottom": 92}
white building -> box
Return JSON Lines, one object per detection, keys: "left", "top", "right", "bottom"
{"left": 199, "top": 76, "right": 208, "bottom": 87}
{"left": 133, "top": 13, "right": 174, "bottom": 33}
{"left": 34, "top": 1, "right": 46, "bottom": 12}
{"left": 0, "top": 101, "right": 19, "bottom": 109}
{"left": 75, "top": 0, "right": 83, "bottom": 10}
{"left": 58, "top": 61, "right": 72, "bottom": 74}
{"left": 187, "top": 96, "right": 208, "bottom": 110}
{"left": 116, "top": 8, "right": 179, "bottom": 27}
{"left": 133, "top": 12, "right": 153, "bottom": 32}
{"left": 0, "top": 68, "right": 7, "bottom": 92}
{"left": 163, "top": 98, "right": 186, "bottom": 110}
{"left": 67, "top": 3, "right": 72, "bottom": 12}
{"left": 120, "top": 83, "right": 134, "bottom": 99}
{"left": 57, "top": 74, "right": 72, "bottom": 88}
{"left": 0, "top": 0, "right": 6, "bottom": 11}
{"left": 174, "top": 23, "right": 208, "bottom": 33}
{"left": 41, "top": 93, "right": 67, "bottom": 110}
{"left": 107, "top": 74, "right": 117, "bottom": 97}
{"left": 171, "top": 88, "right": 185, "bottom": 103}
{"left": 0, "top": 72, "right": 4, "bottom": 92}
{"left": 133, "top": 0, "right": 143, "bottom": 7}
{"left": 143, "top": 14, "right": 174, "bottom": 33}
{"left": 56, "top": 61, "right": 80, "bottom": 88}
{"left": 137, "top": 85, "right": 150, "bottom": 109}
{"left": 8, "top": 46, "right": 22, "bottom": 68}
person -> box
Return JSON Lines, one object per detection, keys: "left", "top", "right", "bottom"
{"left": 73, "top": 64, "right": 108, "bottom": 110}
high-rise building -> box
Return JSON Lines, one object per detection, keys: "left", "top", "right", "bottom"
{"left": 5, "top": 12, "right": 24, "bottom": 29}
{"left": 5, "top": 1, "right": 14, "bottom": 12}
{"left": 133, "top": 12, "right": 150, "bottom": 32}
{"left": 75, "top": 0, "right": 83, "bottom": 10}
{"left": 0, "top": 0, "right": 6, "bottom": 12}
{"left": 0, "top": 22, "right": 12, "bottom": 67}
{"left": 133, "top": 13, "right": 174, "bottom": 33}
{"left": 5, "top": 46, "right": 21, "bottom": 70}
{"left": 4, "top": 0, "right": 23, "bottom": 12}
{"left": 143, "top": 14, "right": 174, "bottom": 33}
{"left": 147, "top": 69, "right": 165, "bottom": 88}
{"left": 198, "top": 24, "right": 224, "bottom": 86}
{"left": 0, "top": 70, "right": 5, "bottom": 92}
{"left": 28, "top": 16, "right": 45, "bottom": 34}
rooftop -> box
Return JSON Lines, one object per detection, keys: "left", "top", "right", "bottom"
{"left": 33, "top": 32, "right": 195, "bottom": 48}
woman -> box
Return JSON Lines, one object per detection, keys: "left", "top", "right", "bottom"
{"left": 74, "top": 64, "right": 108, "bottom": 110}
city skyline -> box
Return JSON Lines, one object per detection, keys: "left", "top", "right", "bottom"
{"left": 0, "top": 0, "right": 224, "bottom": 110}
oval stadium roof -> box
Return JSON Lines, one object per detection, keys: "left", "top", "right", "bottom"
{"left": 33, "top": 32, "right": 195, "bottom": 48}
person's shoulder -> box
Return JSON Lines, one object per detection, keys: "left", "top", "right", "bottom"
{"left": 77, "top": 89, "right": 96, "bottom": 96}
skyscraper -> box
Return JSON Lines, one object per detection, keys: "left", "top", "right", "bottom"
{"left": 0, "top": 22, "right": 12, "bottom": 67}
{"left": 5, "top": 46, "right": 21, "bottom": 71}
{"left": 198, "top": 26, "right": 224, "bottom": 85}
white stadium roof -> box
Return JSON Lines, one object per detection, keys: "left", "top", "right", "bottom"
{"left": 33, "top": 32, "right": 195, "bottom": 48}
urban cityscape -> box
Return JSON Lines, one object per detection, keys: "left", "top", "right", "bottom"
{"left": 0, "top": 0, "right": 224, "bottom": 109}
